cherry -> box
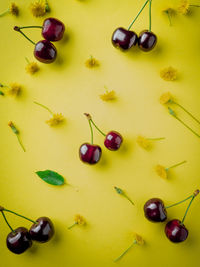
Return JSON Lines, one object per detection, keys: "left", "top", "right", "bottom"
{"left": 34, "top": 40, "right": 57, "bottom": 63}
{"left": 144, "top": 198, "right": 167, "bottom": 222}
{"left": 112, "top": 27, "right": 138, "bottom": 51}
{"left": 165, "top": 219, "right": 188, "bottom": 243}
{"left": 29, "top": 217, "right": 55, "bottom": 243}
{"left": 79, "top": 143, "right": 102, "bottom": 165}
{"left": 42, "top": 18, "right": 65, "bottom": 42}
{"left": 138, "top": 30, "right": 157, "bottom": 52}
{"left": 104, "top": 131, "right": 123, "bottom": 151}
{"left": 6, "top": 227, "right": 32, "bottom": 254}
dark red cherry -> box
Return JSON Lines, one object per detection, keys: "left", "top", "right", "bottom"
{"left": 165, "top": 219, "right": 188, "bottom": 243}
{"left": 34, "top": 40, "right": 57, "bottom": 63}
{"left": 6, "top": 227, "right": 32, "bottom": 254}
{"left": 42, "top": 18, "right": 65, "bottom": 42}
{"left": 104, "top": 131, "right": 123, "bottom": 151}
{"left": 144, "top": 198, "right": 167, "bottom": 222}
{"left": 79, "top": 143, "right": 102, "bottom": 164}
{"left": 112, "top": 27, "right": 138, "bottom": 51}
{"left": 138, "top": 30, "right": 157, "bottom": 52}
{"left": 29, "top": 217, "right": 54, "bottom": 243}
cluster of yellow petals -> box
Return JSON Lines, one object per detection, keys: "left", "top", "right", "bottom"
{"left": 155, "top": 165, "right": 168, "bottom": 179}
{"left": 74, "top": 214, "right": 86, "bottom": 226}
{"left": 133, "top": 233, "right": 145, "bottom": 246}
{"left": 26, "top": 62, "right": 39, "bottom": 75}
{"left": 160, "top": 67, "right": 178, "bottom": 81}
{"left": 159, "top": 92, "right": 172, "bottom": 105}
{"left": 9, "top": 2, "right": 19, "bottom": 16}
{"left": 178, "top": 0, "right": 190, "bottom": 15}
{"left": 8, "top": 83, "right": 21, "bottom": 96}
{"left": 85, "top": 56, "right": 99, "bottom": 68}
{"left": 46, "top": 113, "right": 65, "bottom": 126}
{"left": 100, "top": 90, "right": 116, "bottom": 101}
{"left": 136, "top": 136, "right": 151, "bottom": 150}
{"left": 30, "top": 1, "right": 47, "bottom": 17}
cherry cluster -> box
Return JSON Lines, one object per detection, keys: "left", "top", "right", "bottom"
{"left": 0, "top": 207, "right": 54, "bottom": 254}
{"left": 79, "top": 113, "right": 123, "bottom": 164}
{"left": 144, "top": 190, "right": 199, "bottom": 243}
{"left": 14, "top": 17, "right": 65, "bottom": 63}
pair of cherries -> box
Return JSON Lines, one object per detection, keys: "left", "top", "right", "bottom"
{"left": 79, "top": 113, "right": 123, "bottom": 164}
{"left": 14, "top": 17, "right": 65, "bottom": 63}
{"left": 0, "top": 207, "right": 54, "bottom": 254}
{"left": 144, "top": 190, "right": 199, "bottom": 243}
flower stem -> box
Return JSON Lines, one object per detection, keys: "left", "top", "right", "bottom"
{"left": 0, "top": 91, "right": 4, "bottom": 96}
{"left": 1, "top": 211, "right": 14, "bottom": 232}
{"left": 13, "top": 26, "right": 36, "bottom": 45}
{"left": 3, "top": 209, "right": 36, "bottom": 224}
{"left": 0, "top": 9, "right": 10, "bottom": 17}
{"left": 189, "top": 5, "right": 200, "bottom": 7}
{"left": 124, "top": 195, "right": 135, "bottom": 206}
{"left": 147, "top": 137, "right": 165, "bottom": 141}
{"left": 68, "top": 222, "right": 77, "bottom": 230}
{"left": 127, "top": 0, "right": 150, "bottom": 30}
{"left": 166, "top": 160, "right": 187, "bottom": 171}
{"left": 17, "top": 26, "right": 43, "bottom": 30}
{"left": 173, "top": 101, "right": 200, "bottom": 125}
{"left": 165, "top": 10, "right": 172, "bottom": 26}
{"left": 34, "top": 101, "right": 54, "bottom": 115}
{"left": 16, "top": 135, "right": 26, "bottom": 152}
{"left": 114, "top": 240, "right": 137, "bottom": 262}
{"left": 149, "top": 0, "right": 152, "bottom": 32}
{"left": 165, "top": 195, "right": 193, "bottom": 209}
{"left": 45, "top": 0, "right": 50, "bottom": 12}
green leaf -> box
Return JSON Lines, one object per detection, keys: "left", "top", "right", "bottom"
{"left": 36, "top": 170, "right": 65, "bottom": 186}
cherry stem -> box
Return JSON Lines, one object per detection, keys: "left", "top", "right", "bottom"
{"left": 14, "top": 26, "right": 36, "bottom": 45}
{"left": 34, "top": 101, "right": 54, "bottom": 115}
{"left": 68, "top": 222, "right": 77, "bottom": 230}
{"left": 173, "top": 101, "right": 200, "bottom": 125}
{"left": 114, "top": 240, "right": 137, "bottom": 262}
{"left": 17, "top": 26, "right": 43, "bottom": 30}
{"left": 3, "top": 209, "right": 36, "bottom": 224}
{"left": 166, "top": 160, "right": 187, "bottom": 171}
{"left": 165, "top": 195, "right": 193, "bottom": 209}
{"left": 181, "top": 190, "right": 199, "bottom": 224}
{"left": 127, "top": 0, "right": 150, "bottom": 30}
{"left": 0, "top": 9, "right": 10, "bottom": 17}
{"left": 1, "top": 211, "right": 15, "bottom": 232}
{"left": 149, "top": 0, "right": 152, "bottom": 32}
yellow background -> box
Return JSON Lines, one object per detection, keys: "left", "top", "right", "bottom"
{"left": 0, "top": 0, "right": 200, "bottom": 266}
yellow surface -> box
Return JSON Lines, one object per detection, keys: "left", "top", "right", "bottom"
{"left": 0, "top": 0, "right": 200, "bottom": 266}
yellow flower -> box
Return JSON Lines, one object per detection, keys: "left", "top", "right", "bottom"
{"left": 46, "top": 113, "right": 64, "bottom": 126}
{"left": 85, "top": 56, "right": 99, "bottom": 68}
{"left": 160, "top": 92, "right": 172, "bottom": 105}
{"left": 30, "top": 1, "right": 46, "bottom": 17}
{"left": 74, "top": 214, "right": 86, "bottom": 226}
{"left": 133, "top": 233, "right": 144, "bottom": 245}
{"left": 136, "top": 136, "right": 151, "bottom": 150}
{"left": 155, "top": 165, "right": 168, "bottom": 179}
{"left": 100, "top": 90, "right": 116, "bottom": 101}
{"left": 178, "top": 0, "right": 190, "bottom": 15}
{"left": 8, "top": 83, "right": 21, "bottom": 96}
{"left": 9, "top": 3, "right": 19, "bottom": 16}
{"left": 160, "top": 67, "right": 178, "bottom": 81}
{"left": 26, "top": 62, "right": 39, "bottom": 75}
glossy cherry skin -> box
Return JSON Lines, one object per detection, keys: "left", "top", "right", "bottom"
{"left": 29, "top": 217, "right": 55, "bottom": 243}
{"left": 104, "top": 131, "right": 123, "bottom": 151}
{"left": 112, "top": 27, "right": 138, "bottom": 51}
{"left": 79, "top": 143, "right": 102, "bottom": 164}
{"left": 34, "top": 40, "right": 57, "bottom": 63}
{"left": 165, "top": 219, "right": 188, "bottom": 243}
{"left": 138, "top": 30, "right": 157, "bottom": 52}
{"left": 6, "top": 227, "right": 32, "bottom": 254}
{"left": 144, "top": 198, "right": 167, "bottom": 222}
{"left": 42, "top": 18, "right": 65, "bottom": 42}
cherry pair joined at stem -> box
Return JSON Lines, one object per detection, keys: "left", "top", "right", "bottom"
{"left": 0, "top": 206, "right": 54, "bottom": 254}
{"left": 144, "top": 189, "right": 199, "bottom": 243}
{"left": 14, "top": 18, "right": 65, "bottom": 63}
{"left": 112, "top": 0, "right": 157, "bottom": 52}
{"left": 79, "top": 113, "right": 123, "bottom": 165}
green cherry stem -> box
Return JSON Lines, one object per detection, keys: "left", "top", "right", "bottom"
{"left": 16, "top": 26, "right": 43, "bottom": 30}
{"left": 34, "top": 101, "right": 54, "bottom": 115}
{"left": 114, "top": 240, "right": 137, "bottom": 262}
{"left": 181, "top": 189, "right": 199, "bottom": 224}
{"left": 127, "top": 0, "right": 150, "bottom": 30}
{"left": 149, "top": 0, "right": 152, "bottom": 32}
{"left": 84, "top": 113, "right": 94, "bottom": 144}
{"left": 14, "top": 26, "right": 36, "bottom": 45}
{"left": 1, "top": 210, "right": 15, "bottom": 232}
{"left": 84, "top": 113, "right": 106, "bottom": 139}
{"left": 165, "top": 195, "right": 193, "bottom": 209}
{"left": 68, "top": 222, "right": 78, "bottom": 230}
{"left": 3, "top": 209, "right": 37, "bottom": 224}
{"left": 166, "top": 160, "right": 187, "bottom": 171}
{"left": 173, "top": 101, "right": 200, "bottom": 125}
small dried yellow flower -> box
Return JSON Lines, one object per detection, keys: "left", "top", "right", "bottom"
{"left": 85, "top": 56, "right": 99, "bottom": 68}
{"left": 160, "top": 92, "right": 172, "bottom": 105}
{"left": 10, "top": 3, "right": 19, "bottom": 16}
{"left": 178, "top": 0, "right": 190, "bottom": 14}
{"left": 46, "top": 113, "right": 64, "bottom": 126}
{"left": 30, "top": 1, "right": 46, "bottom": 17}
{"left": 8, "top": 83, "right": 21, "bottom": 96}
{"left": 74, "top": 214, "right": 86, "bottom": 226}
{"left": 133, "top": 233, "right": 144, "bottom": 245}
{"left": 155, "top": 165, "right": 168, "bottom": 179}
{"left": 100, "top": 90, "right": 116, "bottom": 101}
{"left": 26, "top": 62, "right": 39, "bottom": 75}
{"left": 160, "top": 67, "right": 178, "bottom": 81}
{"left": 136, "top": 136, "right": 151, "bottom": 150}
{"left": 163, "top": 8, "right": 176, "bottom": 15}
